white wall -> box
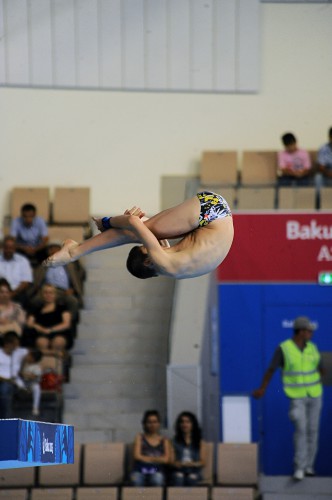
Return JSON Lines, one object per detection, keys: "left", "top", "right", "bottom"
{"left": 1, "top": 3, "right": 332, "bottom": 223}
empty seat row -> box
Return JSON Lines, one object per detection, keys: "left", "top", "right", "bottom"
{"left": 10, "top": 187, "right": 90, "bottom": 224}
{"left": 200, "top": 150, "right": 319, "bottom": 186}
{"left": 0, "top": 486, "right": 256, "bottom": 500}
{"left": 0, "top": 442, "right": 258, "bottom": 488}
{"left": 206, "top": 186, "right": 332, "bottom": 210}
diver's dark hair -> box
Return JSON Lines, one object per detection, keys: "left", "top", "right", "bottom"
{"left": 126, "top": 246, "right": 157, "bottom": 279}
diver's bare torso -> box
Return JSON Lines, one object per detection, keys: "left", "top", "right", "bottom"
{"left": 157, "top": 215, "right": 234, "bottom": 279}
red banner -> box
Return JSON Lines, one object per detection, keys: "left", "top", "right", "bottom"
{"left": 217, "top": 213, "right": 332, "bottom": 282}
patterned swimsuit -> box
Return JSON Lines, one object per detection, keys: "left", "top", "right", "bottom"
{"left": 197, "top": 191, "right": 232, "bottom": 227}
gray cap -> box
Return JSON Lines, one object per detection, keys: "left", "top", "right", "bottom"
{"left": 293, "top": 316, "right": 316, "bottom": 331}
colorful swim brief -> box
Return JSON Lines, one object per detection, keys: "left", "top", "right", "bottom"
{"left": 197, "top": 191, "right": 232, "bottom": 227}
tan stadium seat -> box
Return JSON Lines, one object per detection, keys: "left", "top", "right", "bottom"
{"left": 278, "top": 187, "right": 316, "bottom": 210}
{"left": 52, "top": 187, "right": 90, "bottom": 224}
{"left": 320, "top": 187, "right": 332, "bottom": 209}
{"left": 48, "top": 225, "right": 85, "bottom": 244}
{"left": 83, "top": 442, "right": 125, "bottom": 485}
{"left": 76, "top": 487, "right": 118, "bottom": 500}
{"left": 0, "top": 466, "right": 35, "bottom": 487}
{"left": 11, "top": 187, "right": 50, "bottom": 222}
{"left": 30, "top": 488, "right": 73, "bottom": 500}
{"left": 122, "top": 487, "right": 163, "bottom": 499}
{"left": 0, "top": 490, "right": 28, "bottom": 500}
{"left": 220, "top": 188, "right": 236, "bottom": 209}
{"left": 200, "top": 441, "right": 214, "bottom": 485}
{"left": 236, "top": 187, "right": 275, "bottom": 210}
{"left": 38, "top": 443, "right": 81, "bottom": 486}
{"left": 167, "top": 487, "right": 209, "bottom": 499}
{"left": 308, "top": 150, "right": 318, "bottom": 168}
{"left": 217, "top": 443, "right": 258, "bottom": 486}
{"left": 200, "top": 151, "right": 238, "bottom": 186}
{"left": 241, "top": 151, "right": 277, "bottom": 185}
{"left": 212, "top": 487, "right": 256, "bottom": 499}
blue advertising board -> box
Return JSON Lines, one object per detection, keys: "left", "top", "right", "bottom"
{"left": 218, "top": 284, "right": 332, "bottom": 476}
{"left": 0, "top": 419, "right": 74, "bottom": 469}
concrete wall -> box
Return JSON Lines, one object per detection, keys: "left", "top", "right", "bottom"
{"left": 167, "top": 272, "right": 220, "bottom": 440}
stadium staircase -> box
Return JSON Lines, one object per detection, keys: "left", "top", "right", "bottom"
{"left": 62, "top": 244, "right": 175, "bottom": 443}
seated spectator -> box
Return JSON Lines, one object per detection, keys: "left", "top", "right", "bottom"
{"left": 170, "top": 411, "right": 206, "bottom": 486}
{"left": 0, "top": 331, "right": 27, "bottom": 418}
{"left": 16, "top": 349, "right": 43, "bottom": 417}
{"left": 0, "top": 278, "right": 26, "bottom": 341}
{"left": 0, "top": 235, "right": 33, "bottom": 305}
{"left": 277, "top": 132, "right": 312, "bottom": 186}
{"left": 10, "top": 203, "right": 49, "bottom": 266}
{"left": 131, "top": 410, "right": 170, "bottom": 487}
{"left": 317, "top": 126, "right": 332, "bottom": 186}
{"left": 28, "top": 240, "right": 84, "bottom": 323}
{"left": 23, "top": 284, "right": 74, "bottom": 356}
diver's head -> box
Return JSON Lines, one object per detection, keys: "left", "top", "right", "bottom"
{"left": 126, "top": 246, "right": 158, "bottom": 279}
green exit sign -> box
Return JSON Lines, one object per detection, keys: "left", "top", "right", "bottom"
{"left": 318, "top": 272, "right": 332, "bottom": 286}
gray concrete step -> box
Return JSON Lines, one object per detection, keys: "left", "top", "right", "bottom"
{"left": 85, "top": 277, "right": 173, "bottom": 294}
{"left": 80, "top": 308, "right": 170, "bottom": 325}
{"left": 263, "top": 495, "right": 332, "bottom": 500}
{"left": 63, "top": 410, "right": 143, "bottom": 430}
{"left": 76, "top": 322, "right": 169, "bottom": 339}
{"left": 74, "top": 427, "right": 138, "bottom": 444}
{"left": 68, "top": 363, "right": 163, "bottom": 384}
{"left": 64, "top": 396, "right": 157, "bottom": 414}
{"left": 84, "top": 294, "right": 172, "bottom": 311}
{"left": 73, "top": 337, "right": 166, "bottom": 356}
{"left": 71, "top": 351, "right": 166, "bottom": 365}
{"left": 74, "top": 429, "right": 115, "bottom": 444}
{"left": 260, "top": 475, "right": 332, "bottom": 498}
{"left": 64, "top": 375, "right": 164, "bottom": 399}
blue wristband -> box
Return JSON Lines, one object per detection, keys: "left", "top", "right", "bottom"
{"left": 102, "top": 217, "right": 112, "bottom": 230}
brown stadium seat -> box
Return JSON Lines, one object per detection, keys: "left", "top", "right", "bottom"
{"left": 83, "top": 442, "right": 125, "bottom": 485}
{"left": 241, "top": 151, "right": 277, "bottom": 185}
{"left": 11, "top": 187, "right": 50, "bottom": 222}
{"left": 278, "top": 187, "right": 316, "bottom": 210}
{"left": 236, "top": 187, "right": 276, "bottom": 210}
{"left": 200, "top": 151, "right": 238, "bottom": 186}
{"left": 52, "top": 187, "right": 90, "bottom": 224}
{"left": 217, "top": 443, "right": 258, "bottom": 486}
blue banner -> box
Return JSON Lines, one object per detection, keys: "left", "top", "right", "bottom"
{"left": 0, "top": 419, "right": 74, "bottom": 468}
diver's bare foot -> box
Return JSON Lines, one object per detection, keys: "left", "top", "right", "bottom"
{"left": 43, "top": 239, "right": 79, "bottom": 267}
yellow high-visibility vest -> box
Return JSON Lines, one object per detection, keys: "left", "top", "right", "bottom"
{"left": 280, "top": 339, "right": 322, "bottom": 398}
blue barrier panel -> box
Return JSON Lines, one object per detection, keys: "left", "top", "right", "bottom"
{"left": 218, "top": 283, "right": 332, "bottom": 476}
{"left": 0, "top": 419, "right": 74, "bottom": 469}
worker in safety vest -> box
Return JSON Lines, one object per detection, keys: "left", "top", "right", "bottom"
{"left": 253, "top": 316, "right": 324, "bottom": 481}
